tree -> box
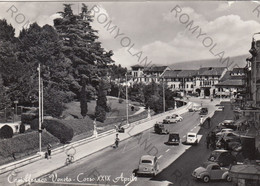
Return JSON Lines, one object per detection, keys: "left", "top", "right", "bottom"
{"left": 80, "top": 76, "right": 88, "bottom": 118}
{"left": 0, "top": 75, "right": 11, "bottom": 110}
{"left": 54, "top": 4, "right": 114, "bottom": 98}
{"left": 95, "top": 79, "right": 110, "bottom": 122}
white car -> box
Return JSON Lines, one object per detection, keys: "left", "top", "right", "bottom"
{"left": 163, "top": 114, "right": 183, "bottom": 124}
{"left": 172, "top": 114, "right": 183, "bottom": 122}
{"left": 186, "top": 133, "right": 198, "bottom": 145}
{"left": 216, "top": 129, "right": 234, "bottom": 138}
{"left": 216, "top": 106, "right": 224, "bottom": 111}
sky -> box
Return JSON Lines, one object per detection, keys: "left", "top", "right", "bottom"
{"left": 1, "top": 1, "right": 260, "bottom": 69}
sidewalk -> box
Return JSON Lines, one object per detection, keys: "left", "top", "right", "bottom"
{"left": 0, "top": 103, "right": 192, "bottom": 186}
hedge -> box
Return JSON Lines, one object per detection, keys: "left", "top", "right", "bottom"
{"left": 21, "top": 113, "right": 37, "bottom": 125}
{"left": 0, "top": 131, "right": 59, "bottom": 164}
{"left": 43, "top": 119, "right": 74, "bottom": 144}
{"left": 0, "top": 125, "right": 13, "bottom": 139}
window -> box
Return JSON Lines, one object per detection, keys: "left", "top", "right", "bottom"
{"left": 173, "top": 84, "right": 175, "bottom": 88}
{"left": 200, "top": 82, "right": 202, "bottom": 86}
{"left": 187, "top": 84, "right": 189, "bottom": 88}
{"left": 191, "top": 85, "right": 194, "bottom": 88}
{"left": 212, "top": 165, "right": 220, "bottom": 170}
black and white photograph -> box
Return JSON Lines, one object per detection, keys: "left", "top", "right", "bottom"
{"left": 0, "top": 1, "right": 260, "bottom": 186}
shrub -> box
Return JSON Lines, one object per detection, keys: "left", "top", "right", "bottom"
{"left": 29, "top": 119, "right": 40, "bottom": 130}
{"left": 118, "top": 98, "right": 123, "bottom": 104}
{"left": 95, "top": 106, "right": 106, "bottom": 122}
{"left": 21, "top": 113, "right": 37, "bottom": 125}
{"left": 19, "top": 123, "right": 25, "bottom": 133}
{"left": 43, "top": 119, "right": 73, "bottom": 144}
{"left": 0, "top": 125, "right": 13, "bottom": 138}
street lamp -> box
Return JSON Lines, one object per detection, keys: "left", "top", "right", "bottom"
{"left": 125, "top": 73, "right": 129, "bottom": 124}
{"left": 37, "top": 63, "right": 42, "bottom": 153}
{"left": 162, "top": 77, "right": 165, "bottom": 113}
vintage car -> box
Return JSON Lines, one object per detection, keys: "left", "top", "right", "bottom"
{"left": 218, "top": 120, "right": 237, "bottom": 130}
{"left": 163, "top": 114, "right": 183, "bottom": 124}
{"left": 166, "top": 133, "right": 180, "bottom": 145}
{"left": 207, "top": 150, "right": 237, "bottom": 167}
{"left": 199, "top": 107, "right": 208, "bottom": 115}
{"left": 188, "top": 105, "right": 201, "bottom": 112}
{"left": 192, "top": 162, "right": 232, "bottom": 183}
{"left": 186, "top": 132, "right": 198, "bottom": 145}
{"left": 216, "top": 128, "right": 234, "bottom": 138}
{"left": 135, "top": 155, "right": 159, "bottom": 176}
{"left": 154, "top": 123, "right": 169, "bottom": 134}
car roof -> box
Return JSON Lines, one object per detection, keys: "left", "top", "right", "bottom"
{"left": 223, "top": 120, "right": 234, "bottom": 123}
{"left": 213, "top": 149, "right": 229, "bottom": 152}
{"left": 141, "top": 155, "right": 156, "bottom": 161}
{"left": 187, "top": 132, "right": 196, "bottom": 136}
{"left": 203, "top": 161, "right": 219, "bottom": 167}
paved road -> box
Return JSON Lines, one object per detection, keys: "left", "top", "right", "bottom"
{"left": 142, "top": 101, "right": 234, "bottom": 186}
{"left": 32, "top": 98, "right": 220, "bottom": 186}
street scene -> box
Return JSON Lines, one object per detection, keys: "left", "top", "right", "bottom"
{"left": 0, "top": 1, "right": 260, "bottom": 186}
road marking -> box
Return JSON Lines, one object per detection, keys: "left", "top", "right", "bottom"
{"left": 125, "top": 178, "right": 137, "bottom": 186}
{"left": 190, "top": 128, "right": 194, "bottom": 131}
{"left": 183, "top": 135, "right": 186, "bottom": 138}
{"left": 158, "top": 155, "right": 163, "bottom": 159}
{"left": 166, "top": 149, "right": 170, "bottom": 152}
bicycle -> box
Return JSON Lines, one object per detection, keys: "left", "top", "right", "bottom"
{"left": 65, "top": 154, "right": 74, "bottom": 165}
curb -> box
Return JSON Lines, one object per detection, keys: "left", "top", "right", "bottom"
{"left": 0, "top": 102, "right": 191, "bottom": 175}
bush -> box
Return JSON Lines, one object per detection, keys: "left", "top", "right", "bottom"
{"left": 43, "top": 119, "right": 73, "bottom": 144}
{"left": 0, "top": 125, "right": 13, "bottom": 138}
{"left": 95, "top": 106, "right": 106, "bottom": 122}
{"left": 29, "top": 119, "right": 40, "bottom": 130}
{"left": 19, "top": 123, "right": 25, "bottom": 133}
{"left": 21, "top": 113, "right": 37, "bottom": 125}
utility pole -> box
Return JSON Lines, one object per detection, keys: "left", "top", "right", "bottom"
{"left": 38, "top": 63, "right": 42, "bottom": 153}
{"left": 163, "top": 77, "right": 165, "bottom": 113}
{"left": 126, "top": 74, "right": 129, "bottom": 124}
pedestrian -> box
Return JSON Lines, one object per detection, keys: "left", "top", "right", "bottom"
{"left": 114, "top": 134, "right": 120, "bottom": 148}
{"left": 206, "top": 133, "right": 210, "bottom": 149}
{"left": 47, "top": 143, "right": 52, "bottom": 159}
{"left": 200, "top": 116, "right": 203, "bottom": 126}
{"left": 211, "top": 132, "right": 216, "bottom": 150}
{"left": 207, "top": 117, "right": 211, "bottom": 128}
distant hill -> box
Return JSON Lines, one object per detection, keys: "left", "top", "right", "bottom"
{"left": 168, "top": 54, "right": 248, "bottom": 70}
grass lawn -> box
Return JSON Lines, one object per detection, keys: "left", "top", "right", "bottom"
{"left": 60, "top": 96, "right": 146, "bottom": 139}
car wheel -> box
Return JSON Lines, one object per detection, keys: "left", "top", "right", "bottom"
{"left": 210, "top": 157, "right": 215, "bottom": 161}
{"left": 219, "top": 162, "right": 224, "bottom": 167}
{"left": 203, "top": 176, "right": 210, "bottom": 183}
{"left": 226, "top": 175, "right": 232, "bottom": 182}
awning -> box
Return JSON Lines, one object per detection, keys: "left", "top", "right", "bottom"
{"left": 235, "top": 117, "right": 247, "bottom": 125}
{"left": 230, "top": 164, "right": 260, "bottom": 180}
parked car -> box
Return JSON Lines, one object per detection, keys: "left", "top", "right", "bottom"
{"left": 163, "top": 114, "right": 183, "bottom": 124}
{"left": 135, "top": 155, "right": 159, "bottom": 176}
{"left": 207, "top": 150, "right": 237, "bottom": 167}
{"left": 186, "top": 132, "right": 198, "bottom": 145}
{"left": 221, "top": 132, "right": 240, "bottom": 143}
{"left": 192, "top": 162, "right": 231, "bottom": 183}
{"left": 199, "top": 107, "right": 208, "bottom": 115}
{"left": 216, "top": 106, "right": 224, "bottom": 111}
{"left": 216, "top": 128, "right": 234, "bottom": 138}
{"left": 189, "top": 105, "right": 201, "bottom": 112}
{"left": 218, "top": 120, "right": 237, "bottom": 130}
{"left": 166, "top": 133, "right": 180, "bottom": 145}
{"left": 154, "top": 123, "right": 169, "bottom": 134}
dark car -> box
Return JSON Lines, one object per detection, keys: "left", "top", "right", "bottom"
{"left": 200, "top": 107, "right": 208, "bottom": 115}
{"left": 154, "top": 123, "right": 169, "bottom": 134}
{"left": 207, "top": 150, "right": 236, "bottom": 167}
{"left": 166, "top": 133, "right": 180, "bottom": 145}
{"left": 219, "top": 120, "right": 237, "bottom": 130}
